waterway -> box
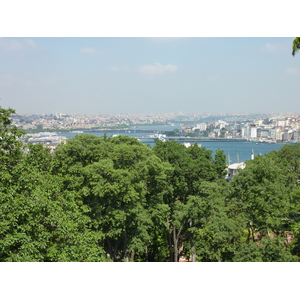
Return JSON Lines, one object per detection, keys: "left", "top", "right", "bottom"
{"left": 58, "top": 126, "right": 287, "bottom": 165}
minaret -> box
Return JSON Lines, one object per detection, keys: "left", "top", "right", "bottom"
{"left": 227, "top": 153, "right": 231, "bottom": 166}
{"left": 251, "top": 148, "right": 254, "bottom": 160}
{"left": 237, "top": 153, "right": 240, "bottom": 164}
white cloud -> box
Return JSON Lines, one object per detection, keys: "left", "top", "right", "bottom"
{"left": 0, "top": 38, "right": 23, "bottom": 51}
{"left": 262, "top": 43, "right": 287, "bottom": 52}
{"left": 0, "top": 38, "right": 36, "bottom": 52}
{"left": 110, "top": 66, "right": 119, "bottom": 71}
{"left": 139, "top": 63, "right": 178, "bottom": 75}
{"left": 206, "top": 74, "right": 220, "bottom": 81}
{"left": 80, "top": 47, "right": 96, "bottom": 54}
{"left": 25, "top": 39, "right": 37, "bottom": 49}
{"left": 285, "top": 67, "right": 299, "bottom": 75}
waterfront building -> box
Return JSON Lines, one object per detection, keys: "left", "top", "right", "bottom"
{"left": 196, "top": 123, "right": 207, "bottom": 131}
{"left": 283, "top": 129, "right": 292, "bottom": 142}
{"left": 181, "top": 126, "right": 192, "bottom": 134}
{"left": 292, "top": 131, "right": 299, "bottom": 141}
{"left": 241, "top": 127, "right": 248, "bottom": 138}
{"left": 250, "top": 127, "right": 257, "bottom": 138}
{"left": 226, "top": 162, "right": 246, "bottom": 181}
{"left": 269, "top": 128, "right": 278, "bottom": 140}
{"left": 257, "top": 128, "right": 269, "bottom": 139}
{"left": 241, "top": 126, "right": 257, "bottom": 139}
{"left": 276, "top": 130, "right": 283, "bottom": 141}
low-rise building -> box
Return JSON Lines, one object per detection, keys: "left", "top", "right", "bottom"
{"left": 226, "top": 162, "right": 246, "bottom": 181}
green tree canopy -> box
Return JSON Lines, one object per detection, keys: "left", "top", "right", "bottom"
{"left": 292, "top": 37, "right": 300, "bottom": 56}
{"left": 0, "top": 106, "right": 25, "bottom": 169}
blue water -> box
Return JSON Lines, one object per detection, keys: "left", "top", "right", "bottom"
{"left": 199, "top": 141, "right": 283, "bottom": 164}
{"left": 58, "top": 130, "right": 286, "bottom": 164}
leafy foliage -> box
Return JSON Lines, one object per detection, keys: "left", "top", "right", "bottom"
{"left": 0, "top": 106, "right": 25, "bottom": 168}
{"left": 292, "top": 37, "right": 300, "bottom": 56}
{"left": 1, "top": 104, "right": 300, "bottom": 262}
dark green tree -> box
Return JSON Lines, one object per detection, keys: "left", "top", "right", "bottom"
{"left": 183, "top": 181, "right": 240, "bottom": 262}
{"left": 25, "top": 143, "right": 53, "bottom": 172}
{"left": 0, "top": 106, "right": 25, "bottom": 169}
{"left": 0, "top": 156, "right": 107, "bottom": 261}
{"left": 229, "top": 155, "right": 291, "bottom": 240}
{"left": 52, "top": 134, "right": 171, "bottom": 261}
{"left": 153, "top": 141, "right": 227, "bottom": 261}
{"left": 292, "top": 37, "right": 300, "bottom": 56}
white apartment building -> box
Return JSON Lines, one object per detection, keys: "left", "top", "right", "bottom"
{"left": 196, "top": 123, "right": 207, "bottom": 131}
{"left": 242, "top": 127, "right": 257, "bottom": 139}
{"left": 215, "top": 120, "right": 228, "bottom": 129}
{"left": 250, "top": 127, "right": 257, "bottom": 138}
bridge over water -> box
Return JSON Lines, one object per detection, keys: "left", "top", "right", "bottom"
{"left": 139, "top": 136, "right": 247, "bottom": 142}
{"left": 84, "top": 129, "right": 247, "bottom": 142}
{"left": 86, "top": 129, "right": 168, "bottom": 134}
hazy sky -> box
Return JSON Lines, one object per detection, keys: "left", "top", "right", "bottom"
{"left": 0, "top": 37, "right": 299, "bottom": 115}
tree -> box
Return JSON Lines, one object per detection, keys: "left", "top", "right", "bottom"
{"left": 292, "top": 37, "right": 300, "bottom": 56}
{"left": 233, "top": 237, "right": 298, "bottom": 262}
{"left": 25, "top": 143, "right": 53, "bottom": 173}
{"left": 152, "top": 141, "right": 227, "bottom": 261}
{"left": 267, "top": 143, "right": 300, "bottom": 187}
{"left": 183, "top": 181, "right": 240, "bottom": 262}
{"left": 0, "top": 159, "right": 107, "bottom": 262}
{"left": 214, "top": 149, "right": 227, "bottom": 179}
{"left": 229, "top": 155, "right": 291, "bottom": 240}
{"left": 0, "top": 109, "right": 108, "bottom": 261}
{"left": 0, "top": 106, "right": 25, "bottom": 169}
{"left": 52, "top": 134, "right": 171, "bottom": 261}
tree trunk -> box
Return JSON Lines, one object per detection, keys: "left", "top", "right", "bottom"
{"left": 247, "top": 228, "right": 251, "bottom": 243}
{"left": 123, "top": 231, "right": 128, "bottom": 262}
{"left": 130, "top": 250, "right": 135, "bottom": 262}
{"left": 190, "top": 220, "right": 196, "bottom": 262}
{"left": 168, "top": 228, "right": 173, "bottom": 262}
{"left": 173, "top": 226, "right": 178, "bottom": 262}
{"left": 173, "top": 225, "right": 184, "bottom": 262}
{"left": 145, "top": 246, "right": 148, "bottom": 262}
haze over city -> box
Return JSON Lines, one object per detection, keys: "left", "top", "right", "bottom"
{"left": 1, "top": 37, "right": 299, "bottom": 115}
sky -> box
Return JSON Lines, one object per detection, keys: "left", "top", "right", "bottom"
{"left": 0, "top": 1, "right": 299, "bottom": 116}
{"left": 1, "top": 37, "right": 298, "bottom": 115}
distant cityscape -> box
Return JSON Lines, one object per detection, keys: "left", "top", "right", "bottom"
{"left": 11, "top": 111, "right": 300, "bottom": 143}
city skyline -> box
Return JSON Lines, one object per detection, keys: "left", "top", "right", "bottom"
{"left": 0, "top": 37, "right": 299, "bottom": 115}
